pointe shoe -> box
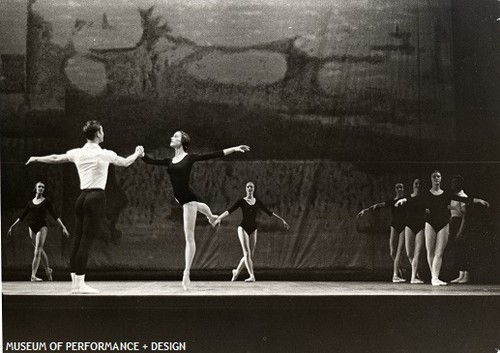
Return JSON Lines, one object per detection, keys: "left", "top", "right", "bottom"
{"left": 410, "top": 278, "right": 424, "bottom": 284}
{"left": 431, "top": 278, "right": 448, "bottom": 286}
{"left": 244, "top": 275, "right": 256, "bottom": 282}
{"left": 392, "top": 276, "right": 406, "bottom": 283}
{"left": 450, "top": 277, "right": 463, "bottom": 283}
{"left": 231, "top": 269, "right": 239, "bottom": 282}
{"left": 45, "top": 268, "right": 53, "bottom": 281}
{"left": 182, "top": 271, "right": 191, "bottom": 291}
{"left": 31, "top": 276, "right": 43, "bottom": 282}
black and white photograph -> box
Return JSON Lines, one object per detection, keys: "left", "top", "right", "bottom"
{"left": 1, "top": 0, "right": 499, "bottom": 352}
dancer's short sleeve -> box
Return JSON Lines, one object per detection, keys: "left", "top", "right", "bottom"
{"left": 66, "top": 148, "right": 80, "bottom": 162}
{"left": 102, "top": 149, "right": 118, "bottom": 163}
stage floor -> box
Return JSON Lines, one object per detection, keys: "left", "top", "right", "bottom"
{"left": 4, "top": 281, "right": 500, "bottom": 353}
{"left": 3, "top": 280, "right": 500, "bottom": 296}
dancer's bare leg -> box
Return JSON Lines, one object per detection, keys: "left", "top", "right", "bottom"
{"left": 30, "top": 228, "right": 48, "bottom": 281}
{"left": 195, "top": 202, "right": 218, "bottom": 226}
{"left": 392, "top": 230, "right": 406, "bottom": 283}
{"left": 232, "top": 230, "right": 258, "bottom": 281}
{"left": 431, "top": 225, "right": 449, "bottom": 286}
{"left": 232, "top": 257, "right": 245, "bottom": 281}
{"left": 29, "top": 228, "right": 52, "bottom": 280}
{"left": 411, "top": 229, "right": 424, "bottom": 283}
{"left": 182, "top": 202, "right": 198, "bottom": 290}
{"left": 425, "top": 223, "right": 437, "bottom": 280}
{"left": 237, "top": 228, "right": 255, "bottom": 281}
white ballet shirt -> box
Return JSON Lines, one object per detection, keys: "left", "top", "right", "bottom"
{"left": 67, "top": 143, "right": 117, "bottom": 190}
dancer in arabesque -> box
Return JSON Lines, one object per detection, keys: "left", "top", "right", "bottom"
{"left": 142, "top": 130, "right": 250, "bottom": 290}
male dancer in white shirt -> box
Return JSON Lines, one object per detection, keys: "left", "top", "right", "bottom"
{"left": 26, "top": 120, "right": 144, "bottom": 294}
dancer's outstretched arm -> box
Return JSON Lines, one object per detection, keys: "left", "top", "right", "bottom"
{"left": 26, "top": 154, "right": 70, "bottom": 164}
{"left": 357, "top": 202, "right": 386, "bottom": 217}
{"left": 272, "top": 213, "right": 290, "bottom": 229}
{"left": 113, "top": 146, "right": 144, "bottom": 167}
{"left": 223, "top": 145, "right": 250, "bottom": 155}
{"left": 214, "top": 211, "right": 230, "bottom": 226}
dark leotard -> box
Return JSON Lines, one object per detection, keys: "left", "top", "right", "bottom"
{"left": 385, "top": 198, "right": 407, "bottom": 234}
{"left": 143, "top": 151, "right": 224, "bottom": 205}
{"left": 227, "top": 198, "right": 274, "bottom": 234}
{"left": 405, "top": 195, "right": 426, "bottom": 234}
{"left": 407, "top": 190, "right": 470, "bottom": 232}
{"left": 19, "top": 198, "right": 58, "bottom": 233}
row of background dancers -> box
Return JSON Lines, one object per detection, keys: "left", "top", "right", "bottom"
{"left": 358, "top": 172, "right": 490, "bottom": 286}
{"left": 12, "top": 120, "right": 289, "bottom": 293}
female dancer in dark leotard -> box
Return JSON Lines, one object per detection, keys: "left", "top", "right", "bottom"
{"left": 396, "top": 170, "right": 489, "bottom": 286}
{"left": 404, "top": 178, "right": 426, "bottom": 284}
{"left": 7, "top": 181, "right": 70, "bottom": 281}
{"left": 358, "top": 183, "right": 407, "bottom": 283}
{"left": 142, "top": 130, "right": 250, "bottom": 290}
{"left": 214, "top": 181, "right": 289, "bottom": 282}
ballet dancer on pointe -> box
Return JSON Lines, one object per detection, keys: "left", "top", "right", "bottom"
{"left": 214, "top": 181, "right": 289, "bottom": 282}
{"left": 8, "top": 181, "right": 70, "bottom": 281}
{"left": 358, "top": 183, "right": 407, "bottom": 283}
{"left": 26, "top": 120, "right": 144, "bottom": 294}
{"left": 396, "top": 170, "right": 489, "bottom": 286}
{"left": 142, "top": 130, "right": 250, "bottom": 290}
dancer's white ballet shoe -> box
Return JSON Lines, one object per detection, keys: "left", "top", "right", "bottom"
{"left": 72, "top": 275, "right": 99, "bottom": 294}
{"left": 31, "top": 276, "right": 43, "bottom": 282}
{"left": 431, "top": 278, "right": 448, "bottom": 286}
{"left": 231, "top": 269, "right": 239, "bottom": 282}
{"left": 410, "top": 278, "right": 424, "bottom": 284}
{"left": 244, "top": 275, "right": 256, "bottom": 282}
{"left": 392, "top": 276, "right": 406, "bottom": 283}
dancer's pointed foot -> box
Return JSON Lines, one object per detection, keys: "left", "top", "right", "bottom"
{"left": 231, "top": 269, "right": 239, "bottom": 282}
{"left": 30, "top": 275, "right": 43, "bottom": 282}
{"left": 431, "top": 278, "right": 448, "bottom": 286}
{"left": 182, "top": 270, "right": 191, "bottom": 291}
{"left": 45, "top": 267, "right": 53, "bottom": 281}
{"left": 392, "top": 276, "right": 406, "bottom": 283}
{"left": 244, "top": 275, "right": 256, "bottom": 282}
{"left": 450, "top": 276, "right": 463, "bottom": 283}
{"left": 410, "top": 278, "right": 424, "bottom": 284}
{"left": 208, "top": 215, "right": 219, "bottom": 227}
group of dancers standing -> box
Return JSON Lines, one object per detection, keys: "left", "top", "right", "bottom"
{"left": 8, "top": 120, "right": 491, "bottom": 293}
{"left": 358, "top": 172, "right": 489, "bottom": 286}
{"left": 9, "top": 121, "right": 289, "bottom": 293}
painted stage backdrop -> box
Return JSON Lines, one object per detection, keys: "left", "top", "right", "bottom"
{"left": 1, "top": 0, "right": 498, "bottom": 280}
